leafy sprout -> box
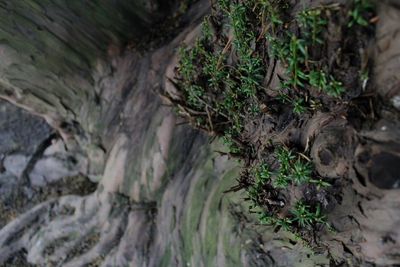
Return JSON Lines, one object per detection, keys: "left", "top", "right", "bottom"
{"left": 257, "top": 0, "right": 283, "bottom": 29}
{"left": 203, "top": 52, "right": 226, "bottom": 88}
{"left": 201, "top": 16, "right": 213, "bottom": 41}
{"left": 308, "top": 70, "right": 328, "bottom": 90}
{"left": 291, "top": 201, "right": 314, "bottom": 228}
{"left": 312, "top": 204, "right": 328, "bottom": 225}
{"left": 273, "top": 172, "right": 290, "bottom": 189}
{"left": 186, "top": 85, "right": 204, "bottom": 108}
{"left": 292, "top": 201, "right": 328, "bottom": 228}
{"left": 293, "top": 98, "right": 306, "bottom": 115}
{"left": 310, "top": 178, "right": 331, "bottom": 190}
{"left": 256, "top": 163, "right": 272, "bottom": 185}
{"left": 308, "top": 70, "right": 345, "bottom": 97}
{"left": 275, "top": 217, "right": 293, "bottom": 231}
{"left": 326, "top": 78, "right": 345, "bottom": 97}
{"left": 218, "top": 0, "right": 230, "bottom": 12}
{"left": 291, "top": 160, "right": 312, "bottom": 185}
{"left": 287, "top": 35, "right": 308, "bottom": 88}
{"left": 297, "top": 8, "right": 327, "bottom": 45}
{"left": 260, "top": 213, "right": 293, "bottom": 232}
{"left": 266, "top": 35, "right": 289, "bottom": 61}
{"left": 259, "top": 212, "right": 275, "bottom": 225}
{"left": 276, "top": 147, "right": 296, "bottom": 173}
{"left": 348, "top": 0, "right": 374, "bottom": 27}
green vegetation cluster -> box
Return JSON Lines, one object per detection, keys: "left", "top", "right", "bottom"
{"left": 172, "top": 0, "right": 374, "bottom": 237}
{"left": 248, "top": 147, "right": 330, "bottom": 232}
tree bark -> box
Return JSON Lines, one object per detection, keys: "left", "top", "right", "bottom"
{"left": 0, "top": 0, "right": 399, "bottom": 267}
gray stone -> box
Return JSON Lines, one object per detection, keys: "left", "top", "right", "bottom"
{"left": 391, "top": 95, "right": 400, "bottom": 110}
{"left": 29, "top": 157, "right": 81, "bottom": 187}
{"left": 0, "top": 100, "right": 52, "bottom": 155}
{"left": 3, "top": 155, "right": 29, "bottom": 178}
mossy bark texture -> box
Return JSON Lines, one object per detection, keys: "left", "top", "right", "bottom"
{"left": 0, "top": 1, "right": 398, "bottom": 267}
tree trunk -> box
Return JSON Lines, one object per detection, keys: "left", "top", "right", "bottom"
{"left": 0, "top": 0, "right": 399, "bottom": 267}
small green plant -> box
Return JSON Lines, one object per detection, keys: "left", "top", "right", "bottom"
{"left": 218, "top": 0, "right": 230, "bottom": 12}
{"left": 311, "top": 204, "right": 328, "bottom": 225}
{"left": 291, "top": 160, "right": 312, "bottom": 185}
{"left": 201, "top": 17, "right": 213, "bottom": 41}
{"left": 266, "top": 35, "right": 289, "bottom": 61}
{"left": 256, "top": 163, "right": 272, "bottom": 185}
{"left": 237, "top": 54, "right": 264, "bottom": 97}
{"left": 291, "top": 201, "right": 315, "bottom": 228}
{"left": 186, "top": 85, "right": 204, "bottom": 108}
{"left": 273, "top": 172, "right": 290, "bottom": 189}
{"left": 287, "top": 35, "right": 308, "bottom": 88}
{"left": 293, "top": 98, "right": 306, "bottom": 114}
{"left": 292, "top": 201, "right": 327, "bottom": 228}
{"left": 257, "top": 0, "right": 283, "bottom": 30}
{"left": 348, "top": 0, "right": 374, "bottom": 27}
{"left": 203, "top": 52, "right": 226, "bottom": 88}
{"left": 268, "top": 6, "right": 345, "bottom": 101}
{"left": 310, "top": 178, "right": 331, "bottom": 190}
{"left": 308, "top": 70, "right": 345, "bottom": 97}
{"left": 326, "top": 78, "right": 345, "bottom": 97}
{"left": 177, "top": 46, "right": 196, "bottom": 82}
{"left": 276, "top": 147, "right": 296, "bottom": 172}
{"left": 308, "top": 70, "right": 328, "bottom": 89}
{"left": 259, "top": 212, "right": 274, "bottom": 225}
{"left": 259, "top": 213, "right": 293, "bottom": 232}
{"left": 277, "top": 91, "right": 291, "bottom": 103}
{"left": 275, "top": 217, "right": 293, "bottom": 231}
{"left": 261, "top": 200, "right": 328, "bottom": 231}
{"left": 297, "top": 8, "right": 327, "bottom": 45}
{"left": 231, "top": 3, "right": 253, "bottom": 56}
{"left": 248, "top": 102, "right": 261, "bottom": 115}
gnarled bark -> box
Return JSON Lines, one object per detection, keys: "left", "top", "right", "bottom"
{"left": 0, "top": 1, "right": 399, "bottom": 267}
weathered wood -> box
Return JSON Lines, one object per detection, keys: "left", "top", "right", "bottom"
{"left": 0, "top": 0, "right": 399, "bottom": 266}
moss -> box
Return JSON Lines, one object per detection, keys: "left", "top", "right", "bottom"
{"left": 159, "top": 246, "right": 172, "bottom": 267}
{"left": 202, "top": 167, "right": 240, "bottom": 266}
{"left": 181, "top": 159, "right": 216, "bottom": 262}
{"left": 177, "top": 139, "right": 244, "bottom": 265}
